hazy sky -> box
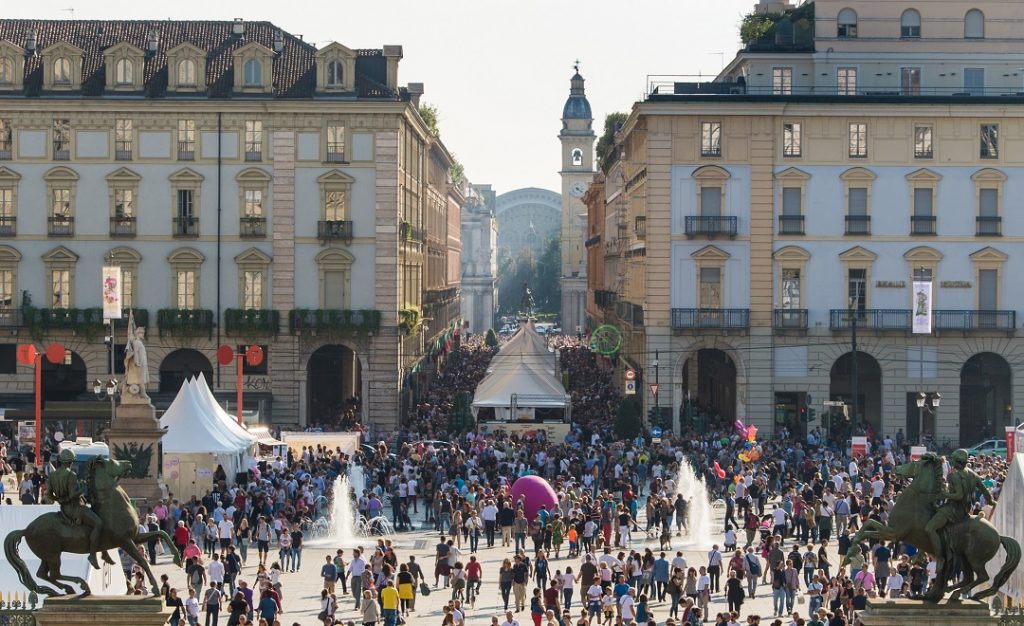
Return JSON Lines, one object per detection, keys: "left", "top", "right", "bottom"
{"left": 8, "top": 0, "right": 754, "bottom": 193}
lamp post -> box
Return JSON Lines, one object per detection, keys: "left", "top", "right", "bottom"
{"left": 653, "top": 350, "right": 660, "bottom": 428}
{"left": 93, "top": 377, "right": 119, "bottom": 425}
{"left": 916, "top": 391, "right": 941, "bottom": 445}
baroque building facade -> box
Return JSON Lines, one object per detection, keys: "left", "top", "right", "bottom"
{"left": 593, "top": 0, "right": 1024, "bottom": 445}
{"left": 0, "top": 19, "right": 462, "bottom": 429}
{"left": 460, "top": 184, "right": 497, "bottom": 335}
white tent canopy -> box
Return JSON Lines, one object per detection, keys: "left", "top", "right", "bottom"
{"left": 472, "top": 360, "right": 568, "bottom": 408}
{"left": 488, "top": 319, "right": 555, "bottom": 374}
{"left": 191, "top": 375, "right": 258, "bottom": 448}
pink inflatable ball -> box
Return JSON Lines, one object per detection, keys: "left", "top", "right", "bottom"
{"left": 509, "top": 474, "right": 559, "bottom": 522}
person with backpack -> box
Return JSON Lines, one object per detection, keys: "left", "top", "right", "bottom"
{"left": 744, "top": 547, "right": 762, "bottom": 599}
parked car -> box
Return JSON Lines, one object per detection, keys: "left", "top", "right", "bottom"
{"left": 966, "top": 438, "right": 1007, "bottom": 457}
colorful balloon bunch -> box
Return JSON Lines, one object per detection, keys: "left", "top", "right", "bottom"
{"left": 734, "top": 419, "right": 763, "bottom": 463}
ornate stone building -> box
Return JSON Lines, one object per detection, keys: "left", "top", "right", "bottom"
{"left": 461, "top": 184, "right": 497, "bottom": 334}
{"left": 0, "top": 19, "right": 462, "bottom": 430}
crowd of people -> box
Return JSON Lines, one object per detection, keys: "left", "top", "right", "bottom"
{"left": 0, "top": 326, "right": 1017, "bottom": 626}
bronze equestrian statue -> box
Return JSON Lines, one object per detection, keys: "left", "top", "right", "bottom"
{"left": 4, "top": 455, "right": 180, "bottom": 596}
{"left": 842, "top": 450, "right": 1019, "bottom": 602}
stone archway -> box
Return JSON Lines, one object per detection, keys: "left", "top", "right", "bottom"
{"left": 306, "top": 344, "right": 363, "bottom": 426}
{"left": 960, "top": 352, "right": 1012, "bottom": 445}
{"left": 829, "top": 351, "right": 882, "bottom": 438}
{"left": 41, "top": 349, "right": 86, "bottom": 403}
{"left": 159, "top": 348, "right": 212, "bottom": 394}
{"left": 681, "top": 348, "right": 738, "bottom": 422}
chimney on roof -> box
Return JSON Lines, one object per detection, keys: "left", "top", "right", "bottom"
{"left": 754, "top": 0, "right": 793, "bottom": 15}
{"left": 147, "top": 29, "right": 159, "bottom": 53}
{"left": 25, "top": 28, "right": 36, "bottom": 54}
{"left": 232, "top": 18, "right": 245, "bottom": 37}
{"left": 407, "top": 83, "right": 424, "bottom": 107}
{"left": 382, "top": 45, "right": 403, "bottom": 91}
{"left": 273, "top": 30, "right": 284, "bottom": 54}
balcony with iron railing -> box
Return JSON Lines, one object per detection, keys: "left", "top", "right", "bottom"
{"left": 845, "top": 215, "right": 871, "bottom": 235}
{"left": 773, "top": 308, "right": 808, "bottom": 331}
{"left": 778, "top": 215, "right": 804, "bottom": 235}
{"left": 0, "top": 216, "right": 15, "bottom": 237}
{"left": 634, "top": 215, "right": 646, "bottom": 239}
{"left": 671, "top": 308, "right": 750, "bottom": 331}
{"left": 115, "top": 141, "right": 132, "bottom": 161}
{"left": 245, "top": 144, "right": 262, "bottom": 162}
{"left": 110, "top": 215, "right": 136, "bottom": 237}
{"left": 685, "top": 215, "right": 738, "bottom": 238}
{"left": 240, "top": 216, "right": 267, "bottom": 238}
{"left": 53, "top": 143, "right": 69, "bottom": 161}
{"left": 594, "top": 289, "right": 618, "bottom": 308}
{"left": 976, "top": 216, "right": 1002, "bottom": 236}
{"left": 177, "top": 141, "right": 195, "bottom": 161}
{"left": 911, "top": 215, "right": 936, "bottom": 235}
{"left": 647, "top": 75, "right": 1024, "bottom": 99}
{"left": 830, "top": 309, "right": 911, "bottom": 331}
{"left": 172, "top": 216, "right": 199, "bottom": 237}
{"left": 318, "top": 220, "right": 353, "bottom": 241}
{"left": 48, "top": 215, "right": 74, "bottom": 237}
{"left": 326, "top": 143, "right": 345, "bottom": 163}
{"left": 933, "top": 309, "right": 1015, "bottom": 333}
{"left": 0, "top": 141, "right": 10, "bottom": 160}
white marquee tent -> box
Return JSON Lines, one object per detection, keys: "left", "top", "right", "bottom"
{"left": 160, "top": 378, "right": 256, "bottom": 499}
{"left": 987, "top": 452, "right": 1024, "bottom": 602}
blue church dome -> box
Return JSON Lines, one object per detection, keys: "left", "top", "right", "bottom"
{"left": 562, "top": 72, "right": 592, "bottom": 120}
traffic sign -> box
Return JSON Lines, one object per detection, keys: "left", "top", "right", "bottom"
{"left": 625, "top": 381, "right": 636, "bottom": 395}
{"left": 624, "top": 369, "right": 636, "bottom": 381}
{"left": 823, "top": 400, "right": 845, "bottom": 407}
{"left": 651, "top": 426, "right": 663, "bottom": 438}
{"left": 649, "top": 384, "right": 660, "bottom": 397}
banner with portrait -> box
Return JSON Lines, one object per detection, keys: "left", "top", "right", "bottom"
{"left": 102, "top": 266, "right": 122, "bottom": 320}
{"left": 912, "top": 280, "right": 932, "bottom": 334}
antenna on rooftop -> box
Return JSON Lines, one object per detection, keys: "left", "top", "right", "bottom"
{"left": 62, "top": 7, "right": 75, "bottom": 20}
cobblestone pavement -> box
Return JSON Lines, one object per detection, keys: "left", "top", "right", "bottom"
{"left": 154, "top": 505, "right": 806, "bottom": 625}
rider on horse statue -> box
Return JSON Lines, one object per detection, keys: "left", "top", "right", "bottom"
{"left": 924, "top": 449, "right": 993, "bottom": 562}
{"left": 48, "top": 448, "right": 104, "bottom": 569}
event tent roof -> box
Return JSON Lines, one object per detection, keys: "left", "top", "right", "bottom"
{"left": 472, "top": 360, "right": 568, "bottom": 408}
{"left": 488, "top": 319, "right": 555, "bottom": 373}
{"left": 191, "top": 375, "right": 258, "bottom": 447}
{"left": 159, "top": 378, "right": 253, "bottom": 454}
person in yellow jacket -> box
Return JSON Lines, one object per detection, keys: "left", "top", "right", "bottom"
{"left": 380, "top": 579, "right": 400, "bottom": 626}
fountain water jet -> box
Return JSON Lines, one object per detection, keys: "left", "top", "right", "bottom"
{"left": 674, "top": 459, "right": 714, "bottom": 548}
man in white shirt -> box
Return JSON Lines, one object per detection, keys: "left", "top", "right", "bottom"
{"left": 348, "top": 548, "right": 367, "bottom": 608}
{"left": 217, "top": 517, "right": 234, "bottom": 555}
{"left": 618, "top": 587, "right": 636, "bottom": 622}
{"left": 671, "top": 551, "right": 687, "bottom": 573}
{"left": 206, "top": 553, "right": 225, "bottom": 585}
{"left": 481, "top": 500, "right": 499, "bottom": 547}
{"left": 499, "top": 610, "right": 521, "bottom": 626}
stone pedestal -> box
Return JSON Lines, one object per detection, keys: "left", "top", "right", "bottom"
{"left": 857, "top": 598, "right": 998, "bottom": 626}
{"left": 105, "top": 402, "right": 164, "bottom": 509}
{"left": 35, "top": 596, "right": 169, "bottom": 626}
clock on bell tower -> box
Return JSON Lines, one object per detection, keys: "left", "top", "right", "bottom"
{"left": 558, "top": 63, "right": 596, "bottom": 334}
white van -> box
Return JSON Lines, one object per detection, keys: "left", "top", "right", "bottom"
{"left": 58, "top": 438, "right": 111, "bottom": 478}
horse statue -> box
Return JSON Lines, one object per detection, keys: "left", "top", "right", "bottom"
{"left": 3, "top": 455, "right": 180, "bottom": 596}
{"left": 843, "top": 452, "right": 1019, "bottom": 602}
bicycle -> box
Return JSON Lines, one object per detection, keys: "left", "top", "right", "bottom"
{"left": 466, "top": 578, "right": 481, "bottom": 607}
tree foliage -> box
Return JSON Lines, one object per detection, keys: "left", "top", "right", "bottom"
{"left": 484, "top": 328, "right": 499, "bottom": 347}
{"left": 740, "top": 13, "right": 775, "bottom": 44}
{"left": 615, "top": 396, "right": 643, "bottom": 440}
{"left": 596, "top": 112, "right": 628, "bottom": 174}
{"left": 450, "top": 159, "right": 466, "bottom": 187}
{"left": 418, "top": 103, "right": 440, "bottom": 137}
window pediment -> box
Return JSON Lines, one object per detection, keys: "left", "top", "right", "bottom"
{"left": 166, "top": 42, "right": 206, "bottom": 92}
{"left": 839, "top": 246, "right": 876, "bottom": 262}
{"left": 105, "top": 246, "right": 141, "bottom": 263}
{"left": 43, "top": 166, "right": 79, "bottom": 182}
{"left": 774, "top": 167, "right": 810, "bottom": 182}
{"left": 317, "top": 169, "right": 355, "bottom": 186}
{"left": 103, "top": 42, "right": 144, "bottom": 91}
{"left": 235, "top": 247, "right": 272, "bottom": 265}
{"left": 237, "top": 167, "right": 271, "bottom": 183}
{"left": 232, "top": 41, "right": 274, "bottom": 93}
{"left": 169, "top": 168, "right": 204, "bottom": 183}
{"left": 315, "top": 248, "right": 354, "bottom": 269}
{"left": 970, "top": 246, "right": 1007, "bottom": 263}
{"left": 42, "top": 245, "right": 78, "bottom": 263}
{"left": 691, "top": 245, "right": 730, "bottom": 261}
{"left": 692, "top": 165, "right": 730, "bottom": 181}
{"left": 167, "top": 247, "right": 205, "bottom": 264}
{"left": 0, "top": 245, "right": 20, "bottom": 263}
{"left": 906, "top": 168, "right": 942, "bottom": 183}
{"left": 315, "top": 42, "right": 357, "bottom": 92}
{"left": 0, "top": 40, "right": 25, "bottom": 90}
{"left": 0, "top": 167, "right": 21, "bottom": 182}
{"left": 903, "top": 246, "right": 943, "bottom": 263}
{"left": 106, "top": 167, "right": 142, "bottom": 183}
{"left": 773, "top": 245, "right": 810, "bottom": 261}
{"left": 971, "top": 168, "right": 1006, "bottom": 183}
{"left": 840, "top": 167, "right": 875, "bottom": 182}
{"left": 40, "top": 42, "right": 84, "bottom": 90}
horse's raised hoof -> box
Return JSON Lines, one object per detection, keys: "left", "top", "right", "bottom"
{"left": 76, "top": 590, "right": 92, "bottom": 599}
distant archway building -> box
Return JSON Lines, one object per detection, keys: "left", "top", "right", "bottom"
{"left": 495, "top": 188, "right": 562, "bottom": 259}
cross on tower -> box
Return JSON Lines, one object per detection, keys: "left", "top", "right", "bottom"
{"left": 574, "top": 59, "right": 580, "bottom": 73}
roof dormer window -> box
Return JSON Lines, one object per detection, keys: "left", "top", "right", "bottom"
{"left": 0, "top": 41, "right": 24, "bottom": 91}
{"left": 167, "top": 42, "right": 206, "bottom": 92}
{"left": 54, "top": 58, "right": 71, "bottom": 84}
{"left": 315, "top": 42, "right": 357, "bottom": 93}
{"left": 243, "top": 58, "right": 262, "bottom": 86}
{"left": 0, "top": 58, "right": 13, "bottom": 85}
{"left": 115, "top": 58, "right": 133, "bottom": 85}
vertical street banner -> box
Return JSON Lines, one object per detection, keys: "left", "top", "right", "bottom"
{"left": 102, "top": 266, "right": 122, "bottom": 320}
{"left": 1006, "top": 426, "right": 1016, "bottom": 462}
{"left": 912, "top": 280, "right": 932, "bottom": 334}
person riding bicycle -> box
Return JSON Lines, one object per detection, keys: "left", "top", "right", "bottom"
{"left": 48, "top": 448, "right": 104, "bottom": 568}
{"left": 924, "top": 449, "right": 993, "bottom": 560}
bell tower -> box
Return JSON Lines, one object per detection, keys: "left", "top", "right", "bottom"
{"left": 559, "top": 63, "right": 596, "bottom": 333}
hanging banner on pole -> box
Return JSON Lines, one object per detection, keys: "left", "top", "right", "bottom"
{"left": 1006, "top": 426, "right": 1015, "bottom": 462}
{"left": 102, "top": 266, "right": 122, "bottom": 321}
{"left": 912, "top": 280, "right": 932, "bottom": 334}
